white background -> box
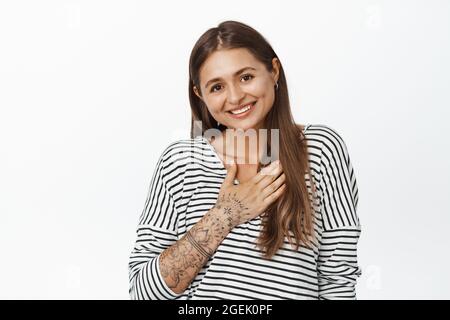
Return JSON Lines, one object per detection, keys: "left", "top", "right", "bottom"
{"left": 1, "top": 0, "right": 449, "bottom": 299}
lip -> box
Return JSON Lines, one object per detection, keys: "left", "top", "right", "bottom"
{"left": 228, "top": 101, "right": 257, "bottom": 112}
{"left": 227, "top": 101, "right": 256, "bottom": 119}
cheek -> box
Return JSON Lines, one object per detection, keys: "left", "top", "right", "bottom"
{"left": 249, "top": 79, "right": 266, "bottom": 94}
{"left": 251, "top": 79, "right": 273, "bottom": 97}
{"left": 256, "top": 85, "right": 276, "bottom": 112}
{"left": 204, "top": 96, "right": 224, "bottom": 114}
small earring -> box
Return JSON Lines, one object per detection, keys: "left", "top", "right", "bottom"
{"left": 217, "top": 121, "right": 220, "bottom": 127}
{"left": 275, "top": 82, "right": 279, "bottom": 90}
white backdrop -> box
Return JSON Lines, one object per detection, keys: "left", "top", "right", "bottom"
{"left": 1, "top": 0, "right": 449, "bottom": 299}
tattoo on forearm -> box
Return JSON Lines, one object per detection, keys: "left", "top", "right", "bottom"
{"left": 160, "top": 236, "right": 204, "bottom": 289}
{"left": 186, "top": 230, "right": 212, "bottom": 258}
{"left": 159, "top": 193, "right": 250, "bottom": 292}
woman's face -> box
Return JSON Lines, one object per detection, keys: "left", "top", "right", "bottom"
{"left": 194, "top": 48, "right": 280, "bottom": 131}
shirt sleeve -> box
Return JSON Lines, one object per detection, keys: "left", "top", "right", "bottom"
{"left": 128, "top": 142, "right": 184, "bottom": 300}
{"left": 316, "top": 126, "right": 362, "bottom": 300}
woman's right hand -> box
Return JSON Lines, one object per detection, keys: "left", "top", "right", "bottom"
{"left": 213, "top": 159, "right": 286, "bottom": 229}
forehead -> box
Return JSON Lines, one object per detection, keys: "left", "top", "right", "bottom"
{"left": 199, "top": 48, "right": 262, "bottom": 83}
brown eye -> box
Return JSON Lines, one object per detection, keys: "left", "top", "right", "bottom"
{"left": 211, "top": 84, "right": 222, "bottom": 93}
{"left": 241, "top": 74, "right": 254, "bottom": 81}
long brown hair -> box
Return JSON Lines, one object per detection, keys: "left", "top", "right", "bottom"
{"left": 188, "top": 20, "right": 319, "bottom": 259}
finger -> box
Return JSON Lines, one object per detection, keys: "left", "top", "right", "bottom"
{"left": 252, "top": 160, "right": 280, "bottom": 184}
{"left": 261, "top": 173, "right": 286, "bottom": 199}
{"left": 257, "top": 163, "right": 283, "bottom": 190}
{"left": 263, "top": 183, "right": 286, "bottom": 206}
{"left": 223, "top": 159, "right": 237, "bottom": 186}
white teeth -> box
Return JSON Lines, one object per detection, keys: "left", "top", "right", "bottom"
{"left": 230, "top": 103, "right": 253, "bottom": 114}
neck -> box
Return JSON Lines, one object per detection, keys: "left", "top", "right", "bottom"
{"left": 219, "top": 127, "right": 266, "bottom": 165}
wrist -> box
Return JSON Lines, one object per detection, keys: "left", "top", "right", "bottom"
{"left": 208, "top": 205, "right": 237, "bottom": 232}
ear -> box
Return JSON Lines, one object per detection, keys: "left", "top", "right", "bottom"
{"left": 193, "top": 85, "right": 203, "bottom": 100}
{"left": 271, "top": 57, "right": 280, "bottom": 84}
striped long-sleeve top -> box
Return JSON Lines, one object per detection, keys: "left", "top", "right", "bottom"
{"left": 128, "top": 124, "right": 362, "bottom": 300}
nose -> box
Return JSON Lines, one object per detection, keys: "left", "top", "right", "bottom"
{"left": 226, "top": 83, "right": 245, "bottom": 105}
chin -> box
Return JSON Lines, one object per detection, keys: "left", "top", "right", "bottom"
{"left": 229, "top": 122, "right": 260, "bottom": 132}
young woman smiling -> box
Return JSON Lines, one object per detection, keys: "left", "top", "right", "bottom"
{"left": 129, "top": 20, "right": 362, "bottom": 300}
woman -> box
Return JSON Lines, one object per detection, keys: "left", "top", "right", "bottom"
{"left": 128, "top": 20, "right": 362, "bottom": 300}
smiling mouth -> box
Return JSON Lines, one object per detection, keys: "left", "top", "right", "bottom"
{"left": 227, "top": 101, "right": 256, "bottom": 115}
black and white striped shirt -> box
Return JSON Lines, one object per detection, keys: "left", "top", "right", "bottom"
{"left": 128, "top": 124, "right": 362, "bottom": 300}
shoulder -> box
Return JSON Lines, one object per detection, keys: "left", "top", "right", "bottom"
{"left": 303, "top": 123, "right": 348, "bottom": 144}
{"left": 303, "top": 124, "right": 352, "bottom": 162}
{"left": 157, "top": 137, "right": 209, "bottom": 166}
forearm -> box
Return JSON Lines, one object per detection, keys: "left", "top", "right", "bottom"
{"left": 159, "top": 206, "right": 234, "bottom": 295}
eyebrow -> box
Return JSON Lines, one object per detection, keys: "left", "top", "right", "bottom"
{"left": 204, "top": 67, "right": 257, "bottom": 89}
